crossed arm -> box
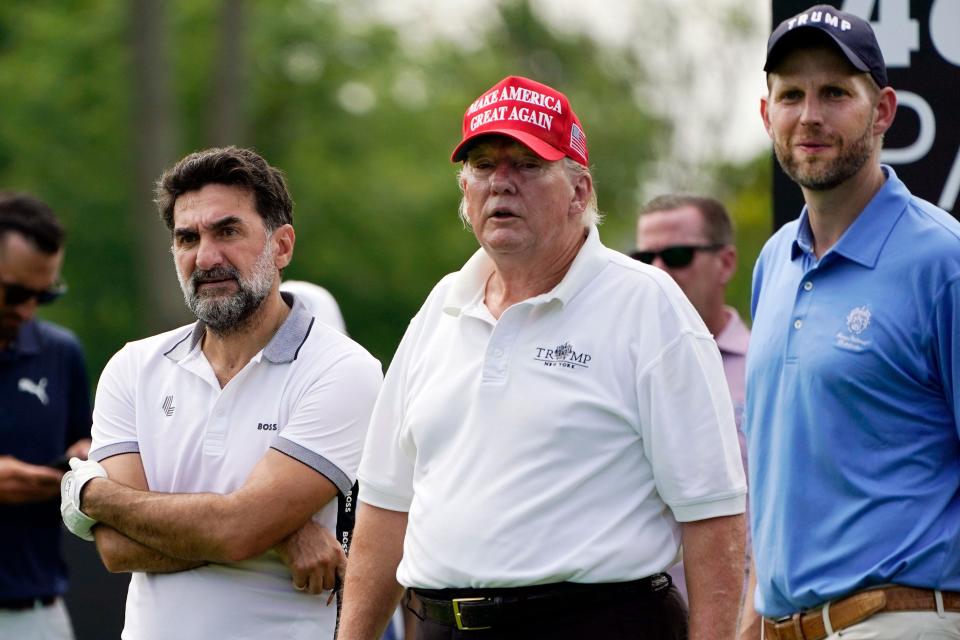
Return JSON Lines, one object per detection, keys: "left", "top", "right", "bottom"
{"left": 87, "top": 449, "right": 342, "bottom": 585}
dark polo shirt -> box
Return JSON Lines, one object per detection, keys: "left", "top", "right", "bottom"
{"left": 0, "top": 319, "right": 90, "bottom": 599}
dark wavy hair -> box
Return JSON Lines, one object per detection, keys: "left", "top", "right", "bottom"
{"left": 155, "top": 146, "right": 294, "bottom": 232}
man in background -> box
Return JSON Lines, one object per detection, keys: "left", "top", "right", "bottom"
{"left": 0, "top": 192, "right": 91, "bottom": 639}
{"left": 634, "top": 194, "right": 750, "bottom": 601}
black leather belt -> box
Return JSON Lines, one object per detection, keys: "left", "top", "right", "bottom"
{"left": 0, "top": 595, "right": 56, "bottom": 611}
{"left": 408, "top": 574, "right": 673, "bottom": 631}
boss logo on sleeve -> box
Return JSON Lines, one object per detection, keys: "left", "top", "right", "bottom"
{"left": 257, "top": 423, "right": 278, "bottom": 431}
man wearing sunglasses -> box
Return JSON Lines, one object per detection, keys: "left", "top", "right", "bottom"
{"left": 740, "top": 6, "right": 960, "bottom": 640}
{"left": 0, "top": 192, "right": 91, "bottom": 639}
{"left": 635, "top": 194, "right": 750, "bottom": 605}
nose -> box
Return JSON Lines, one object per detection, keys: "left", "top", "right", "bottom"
{"left": 194, "top": 236, "right": 224, "bottom": 271}
{"left": 799, "top": 95, "right": 823, "bottom": 126}
{"left": 490, "top": 161, "right": 517, "bottom": 195}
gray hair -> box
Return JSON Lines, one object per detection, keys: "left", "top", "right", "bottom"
{"left": 457, "top": 158, "right": 601, "bottom": 228}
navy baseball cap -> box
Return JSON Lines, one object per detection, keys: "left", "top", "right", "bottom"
{"left": 764, "top": 4, "right": 888, "bottom": 87}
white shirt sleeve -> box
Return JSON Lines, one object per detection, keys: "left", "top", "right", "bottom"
{"left": 272, "top": 350, "right": 383, "bottom": 496}
{"left": 89, "top": 344, "right": 141, "bottom": 462}
{"left": 356, "top": 318, "right": 421, "bottom": 512}
{"left": 637, "top": 325, "right": 747, "bottom": 522}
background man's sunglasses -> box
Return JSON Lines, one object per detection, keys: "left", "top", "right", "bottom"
{"left": 1, "top": 281, "right": 67, "bottom": 306}
{"left": 630, "top": 244, "right": 724, "bottom": 268}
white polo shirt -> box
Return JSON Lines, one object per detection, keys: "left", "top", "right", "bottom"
{"left": 89, "top": 294, "right": 382, "bottom": 640}
{"left": 358, "top": 226, "right": 745, "bottom": 589}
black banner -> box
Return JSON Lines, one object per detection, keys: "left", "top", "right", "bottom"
{"left": 772, "top": 0, "right": 960, "bottom": 229}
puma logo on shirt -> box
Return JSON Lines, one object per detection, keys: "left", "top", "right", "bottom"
{"left": 18, "top": 377, "right": 49, "bottom": 406}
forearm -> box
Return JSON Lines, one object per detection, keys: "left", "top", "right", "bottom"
{"left": 683, "top": 513, "right": 746, "bottom": 640}
{"left": 82, "top": 478, "right": 246, "bottom": 563}
{"left": 737, "top": 559, "right": 762, "bottom": 640}
{"left": 94, "top": 525, "right": 205, "bottom": 574}
{"left": 338, "top": 504, "right": 408, "bottom": 640}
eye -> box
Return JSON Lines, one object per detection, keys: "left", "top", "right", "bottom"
{"left": 517, "top": 158, "right": 542, "bottom": 171}
{"left": 174, "top": 232, "right": 199, "bottom": 247}
{"left": 219, "top": 226, "right": 239, "bottom": 238}
{"left": 470, "top": 159, "right": 495, "bottom": 170}
{"left": 779, "top": 89, "right": 803, "bottom": 102}
{"left": 824, "top": 86, "right": 847, "bottom": 99}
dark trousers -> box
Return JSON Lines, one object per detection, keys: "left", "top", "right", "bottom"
{"left": 409, "top": 584, "right": 688, "bottom": 640}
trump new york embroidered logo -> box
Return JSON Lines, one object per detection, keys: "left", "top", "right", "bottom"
{"left": 533, "top": 341, "right": 592, "bottom": 369}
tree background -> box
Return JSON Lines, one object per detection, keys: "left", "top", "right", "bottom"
{"left": 0, "top": 0, "right": 771, "bottom": 376}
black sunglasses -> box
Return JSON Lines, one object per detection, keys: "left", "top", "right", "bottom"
{"left": 1, "top": 281, "right": 67, "bottom": 306}
{"left": 630, "top": 244, "right": 725, "bottom": 268}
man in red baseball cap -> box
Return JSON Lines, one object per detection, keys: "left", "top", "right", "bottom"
{"left": 340, "top": 76, "right": 746, "bottom": 640}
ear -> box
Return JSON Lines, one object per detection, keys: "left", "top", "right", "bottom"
{"left": 873, "top": 86, "right": 897, "bottom": 136}
{"left": 273, "top": 224, "right": 295, "bottom": 270}
{"left": 760, "top": 95, "right": 773, "bottom": 138}
{"left": 717, "top": 245, "right": 737, "bottom": 286}
{"left": 568, "top": 171, "right": 593, "bottom": 220}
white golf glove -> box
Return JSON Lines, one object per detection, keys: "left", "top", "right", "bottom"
{"left": 60, "top": 457, "right": 107, "bottom": 541}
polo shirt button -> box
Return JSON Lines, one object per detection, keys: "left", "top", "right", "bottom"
{"left": 493, "top": 348, "right": 504, "bottom": 358}
{"left": 803, "top": 281, "right": 813, "bottom": 291}
{"left": 793, "top": 319, "right": 803, "bottom": 329}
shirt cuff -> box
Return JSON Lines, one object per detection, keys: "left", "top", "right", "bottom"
{"left": 358, "top": 481, "right": 412, "bottom": 513}
{"left": 669, "top": 491, "right": 746, "bottom": 522}
{"left": 89, "top": 441, "right": 140, "bottom": 462}
{"left": 271, "top": 436, "right": 352, "bottom": 496}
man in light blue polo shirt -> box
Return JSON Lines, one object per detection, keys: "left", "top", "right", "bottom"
{"left": 739, "top": 5, "right": 960, "bottom": 640}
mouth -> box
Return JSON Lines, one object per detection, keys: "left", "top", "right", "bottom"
{"left": 488, "top": 208, "right": 519, "bottom": 221}
{"left": 194, "top": 277, "right": 237, "bottom": 293}
{"left": 795, "top": 140, "right": 832, "bottom": 153}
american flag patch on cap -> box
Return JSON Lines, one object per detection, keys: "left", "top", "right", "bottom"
{"left": 569, "top": 123, "right": 587, "bottom": 161}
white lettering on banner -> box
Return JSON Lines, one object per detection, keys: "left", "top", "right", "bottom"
{"left": 842, "top": 0, "right": 918, "bottom": 67}
{"left": 466, "top": 87, "right": 563, "bottom": 116}
{"left": 881, "top": 91, "right": 935, "bottom": 165}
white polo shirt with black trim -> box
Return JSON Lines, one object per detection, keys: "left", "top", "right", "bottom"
{"left": 89, "top": 293, "right": 382, "bottom": 640}
{"left": 358, "top": 226, "right": 746, "bottom": 589}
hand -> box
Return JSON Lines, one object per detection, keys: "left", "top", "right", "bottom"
{"left": 0, "top": 455, "right": 62, "bottom": 503}
{"left": 60, "top": 457, "right": 108, "bottom": 541}
{"left": 275, "top": 520, "right": 346, "bottom": 603}
{"left": 65, "top": 438, "right": 92, "bottom": 460}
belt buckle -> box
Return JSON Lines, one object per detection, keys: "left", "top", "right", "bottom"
{"left": 452, "top": 597, "right": 492, "bottom": 631}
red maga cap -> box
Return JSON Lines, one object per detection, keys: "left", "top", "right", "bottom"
{"left": 450, "top": 75, "right": 589, "bottom": 166}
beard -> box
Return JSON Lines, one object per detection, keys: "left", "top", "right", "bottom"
{"left": 774, "top": 118, "right": 875, "bottom": 191}
{"left": 176, "top": 241, "right": 276, "bottom": 336}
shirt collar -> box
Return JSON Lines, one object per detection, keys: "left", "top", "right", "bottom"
{"left": 163, "top": 292, "right": 314, "bottom": 364}
{"left": 715, "top": 307, "right": 749, "bottom": 356}
{"left": 442, "top": 225, "right": 609, "bottom": 316}
{"left": 790, "top": 165, "right": 909, "bottom": 268}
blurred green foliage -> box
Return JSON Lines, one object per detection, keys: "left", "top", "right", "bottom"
{"left": 0, "top": 0, "right": 771, "bottom": 379}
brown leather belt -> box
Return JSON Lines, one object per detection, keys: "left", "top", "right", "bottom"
{"left": 764, "top": 586, "right": 960, "bottom": 640}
